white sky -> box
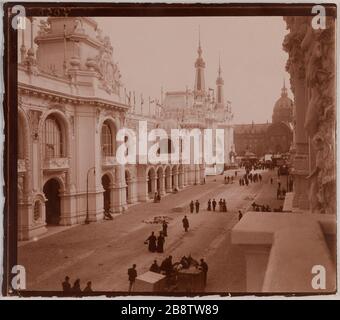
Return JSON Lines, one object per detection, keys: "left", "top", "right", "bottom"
{"left": 97, "top": 16, "right": 292, "bottom": 124}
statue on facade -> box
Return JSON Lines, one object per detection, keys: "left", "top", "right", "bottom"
{"left": 38, "top": 19, "right": 51, "bottom": 36}
{"left": 74, "top": 18, "right": 84, "bottom": 34}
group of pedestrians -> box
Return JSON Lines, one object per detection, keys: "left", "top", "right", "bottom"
{"left": 147, "top": 255, "right": 209, "bottom": 287}
{"left": 62, "top": 276, "right": 92, "bottom": 294}
{"left": 224, "top": 176, "right": 234, "bottom": 184}
{"left": 207, "top": 199, "right": 227, "bottom": 212}
{"left": 145, "top": 222, "right": 167, "bottom": 254}
{"left": 189, "top": 200, "right": 200, "bottom": 213}
{"left": 239, "top": 171, "right": 262, "bottom": 186}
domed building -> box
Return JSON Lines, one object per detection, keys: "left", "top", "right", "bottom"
{"left": 272, "top": 81, "right": 293, "bottom": 124}
{"left": 234, "top": 81, "right": 293, "bottom": 157}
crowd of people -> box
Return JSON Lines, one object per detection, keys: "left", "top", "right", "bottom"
{"left": 251, "top": 201, "right": 282, "bottom": 212}
{"left": 61, "top": 276, "right": 92, "bottom": 294}
{"left": 127, "top": 255, "right": 209, "bottom": 292}
{"left": 238, "top": 171, "right": 263, "bottom": 186}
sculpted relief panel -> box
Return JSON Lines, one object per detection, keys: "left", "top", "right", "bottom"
{"left": 285, "top": 17, "right": 336, "bottom": 214}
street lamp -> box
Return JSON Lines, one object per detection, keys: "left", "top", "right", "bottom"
{"left": 85, "top": 166, "right": 96, "bottom": 224}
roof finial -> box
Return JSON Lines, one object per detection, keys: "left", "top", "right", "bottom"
{"left": 197, "top": 25, "right": 202, "bottom": 57}
{"left": 199, "top": 25, "right": 201, "bottom": 47}
{"left": 218, "top": 52, "right": 222, "bottom": 76}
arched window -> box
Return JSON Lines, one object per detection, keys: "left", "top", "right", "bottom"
{"left": 101, "top": 121, "right": 115, "bottom": 156}
{"left": 44, "top": 116, "right": 63, "bottom": 158}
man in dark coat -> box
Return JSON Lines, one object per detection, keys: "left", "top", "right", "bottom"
{"left": 195, "top": 200, "right": 200, "bottom": 213}
{"left": 238, "top": 210, "right": 243, "bottom": 220}
{"left": 62, "top": 276, "right": 71, "bottom": 293}
{"left": 189, "top": 200, "right": 194, "bottom": 213}
{"left": 162, "top": 220, "right": 168, "bottom": 237}
{"left": 157, "top": 232, "right": 165, "bottom": 253}
{"left": 146, "top": 231, "right": 157, "bottom": 252}
{"left": 150, "top": 260, "right": 160, "bottom": 273}
{"left": 207, "top": 199, "right": 212, "bottom": 211}
{"left": 200, "top": 258, "right": 208, "bottom": 286}
{"left": 128, "top": 264, "right": 137, "bottom": 293}
{"left": 212, "top": 199, "right": 217, "bottom": 212}
{"left": 182, "top": 215, "right": 189, "bottom": 232}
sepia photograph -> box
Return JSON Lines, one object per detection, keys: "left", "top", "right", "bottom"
{"left": 1, "top": 2, "right": 337, "bottom": 298}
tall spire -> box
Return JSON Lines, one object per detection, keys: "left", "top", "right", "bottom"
{"left": 194, "top": 26, "right": 206, "bottom": 98}
{"left": 216, "top": 55, "right": 224, "bottom": 106}
{"left": 218, "top": 52, "right": 222, "bottom": 76}
{"left": 198, "top": 25, "right": 202, "bottom": 57}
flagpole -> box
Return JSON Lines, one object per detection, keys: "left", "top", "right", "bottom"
{"left": 63, "top": 24, "right": 67, "bottom": 76}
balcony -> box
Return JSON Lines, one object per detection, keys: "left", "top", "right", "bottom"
{"left": 43, "top": 157, "right": 70, "bottom": 171}
{"left": 101, "top": 156, "right": 117, "bottom": 168}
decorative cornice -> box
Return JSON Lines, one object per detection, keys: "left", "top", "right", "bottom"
{"left": 18, "top": 83, "right": 129, "bottom": 112}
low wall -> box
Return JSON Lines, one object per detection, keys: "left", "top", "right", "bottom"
{"left": 231, "top": 212, "right": 336, "bottom": 293}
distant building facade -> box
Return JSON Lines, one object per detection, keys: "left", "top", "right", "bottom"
{"left": 163, "top": 37, "right": 234, "bottom": 173}
{"left": 233, "top": 83, "right": 293, "bottom": 157}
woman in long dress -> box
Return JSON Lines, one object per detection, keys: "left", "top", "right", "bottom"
{"left": 146, "top": 231, "right": 157, "bottom": 252}
{"left": 157, "top": 232, "right": 165, "bottom": 253}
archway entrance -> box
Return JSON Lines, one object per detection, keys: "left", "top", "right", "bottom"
{"left": 102, "top": 174, "right": 111, "bottom": 213}
{"left": 125, "top": 170, "right": 132, "bottom": 204}
{"left": 147, "top": 168, "right": 155, "bottom": 198}
{"left": 43, "top": 178, "right": 61, "bottom": 225}
{"left": 157, "top": 167, "right": 163, "bottom": 194}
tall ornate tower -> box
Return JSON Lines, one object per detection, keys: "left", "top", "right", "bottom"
{"left": 194, "top": 28, "right": 206, "bottom": 101}
{"left": 215, "top": 57, "right": 224, "bottom": 108}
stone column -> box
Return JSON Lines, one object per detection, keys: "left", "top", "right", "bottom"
{"left": 283, "top": 16, "right": 309, "bottom": 210}
{"left": 159, "top": 174, "right": 166, "bottom": 196}
{"left": 112, "top": 165, "right": 127, "bottom": 212}
{"left": 165, "top": 173, "right": 172, "bottom": 192}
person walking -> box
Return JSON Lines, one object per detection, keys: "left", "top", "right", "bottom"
{"left": 182, "top": 215, "right": 189, "bottom": 232}
{"left": 195, "top": 200, "right": 200, "bottom": 213}
{"left": 189, "top": 200, "right": 194, "bottom": 213}
{"left": 207, "top": 199, "right": 212, "bottom": 211}
{"left": 62, "top": 276, "right": 71, "bottom": 293}
{"left": 200, "top": 258, "right": 208, "bottom": 287}
{"left": 128, "top": 264, "right": 137, "bottom": 293}
{"left": 156, "top": 232, "right": 165, "bottom": 253}
{"left": 238, "top": 210, "right": 243, "bottom": 220}
{"left": 162, "top": 220, "right": 168, "bottom": 237}
{"left": 212, "top": 199, "right": 217, "bottom": 212}
{"left": 83, "top": 281, "right": 93, "bottom": 293}
{"left": 145, "top": 231, "right": 157, "bottom": 252}
{"left": 218, "top": 199, "right": 223, "bottom": 212}
{"left": 223, "top": 199, "right": 227, "bottom": 212}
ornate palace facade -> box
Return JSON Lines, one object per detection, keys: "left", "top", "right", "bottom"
{"left": 283, "top": 15, "right": 336, "bottom": 214}
{"left": 17, "top": 17, "right": 233, "bottom": 240}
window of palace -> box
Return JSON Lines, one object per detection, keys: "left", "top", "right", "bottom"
{"left": 44, "top": 116, "right": 64, "bottom": 158}
{"left": 33, "top": 200, "right": 41, "bottom": 221}
{"left": 101, "top": 121, "right": 116, "bottom": 156}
